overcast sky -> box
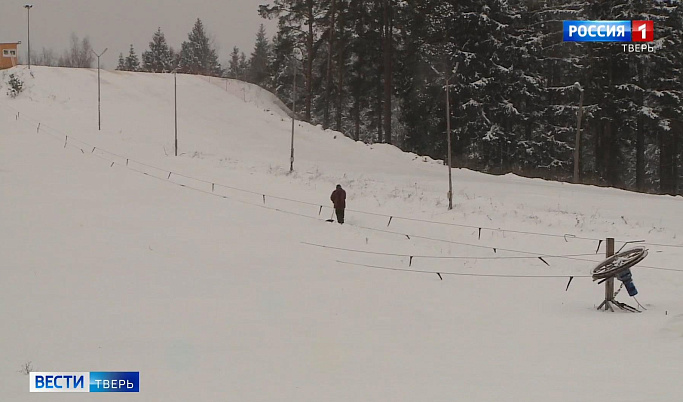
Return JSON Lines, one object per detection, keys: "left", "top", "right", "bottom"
{"left": 0, "top": 0, "right": 277, "bottom": 70}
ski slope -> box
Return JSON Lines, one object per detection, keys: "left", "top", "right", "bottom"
{"left": 1, "top": 66, "right": 683, "bottom": 401}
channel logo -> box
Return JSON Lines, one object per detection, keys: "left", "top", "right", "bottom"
{"left": 563, "top": 21, "right": 654, "bottom": 42}
{"left": 631, "top": 20, "right": 654, "bottom": 42}
{"left": 29, "top": 372, "right": 140, "bottom": 393}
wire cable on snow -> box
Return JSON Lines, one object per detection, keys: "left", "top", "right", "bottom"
{"left": 13, "top": 115, "right": 683, "bottom": 275}
{"left": 302, "top": 242, "right": 599, "bottom": 260}
{"left": 5, "top": 104, "right": 683, "bottom": 265}
{"left": 0, "top": 103, "right": 643, "bottom": 245}
{"left": 335, "top": 260, "right": 592, "bottom": 279}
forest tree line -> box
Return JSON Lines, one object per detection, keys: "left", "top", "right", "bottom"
{"left": 26, "top": 1, "right": 683, "bottom": 195}
{"left": 250, "top": 0, "right": 682, "bottom": 195}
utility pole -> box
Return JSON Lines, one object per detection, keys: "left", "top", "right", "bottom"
{"left": 446, "top": 73, "right": 453, "bottom": 210}
{"left": 175, "top": 71, "right": 178, "bottom": 156}
{"left": 24, "top": 4, "right": 32, "bottom": 69}
{"left": 574, "top": 86, "right": 585, "bottom": 183}
{"left": 290, "top": 62, "right": 296, "bottom": 173}
{"left": 91, "top": 48, "right": 108, "bottom": 131}
{"left": 290, "top": 48, "right": 303, "bottom": 173}
{"left": 444, "top": 62, "right": 459, "bottom": 210}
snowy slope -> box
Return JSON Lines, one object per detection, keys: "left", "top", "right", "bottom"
{"left": 2, "top": 66, "right": 683, "bottom": 401}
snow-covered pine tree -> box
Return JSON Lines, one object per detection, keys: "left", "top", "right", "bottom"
{"left": 142, "top": 28, "right": 174, "bottom": 73}
{"left": 238, "top": 52, "right": 249, "bottom": 76}
{"left": 248, "top": 24, "right": 272, "bottom": 88}
{"left": 395, "top": 0, "right": 455, "bottom": 157}
{"left": 346, "top": 0, "right": 374, "bottom": 141}
{"left": 125, "top": 44, "right": 140, "bottom": 72}
{"left": 351, "top": 0, "right": 386, "bottom": 143}
{"left": 169, "top": 47, "right": 180, "bottom": 72}
{"left": 415, "top": 0, "right": 524, "bottom": 173}
{"left": 322, "top": 0, "right": 339, "bottom": 130}
{"left": 179, "top": 18, "right": 224, "bottom": 77}
{"left": 268, "top": 29, "right": 299, "bottom": 114}
{"left": 648, "top": 0, "right": 683, "bottom": 194}
{"left": 332, "top": 0, "right": 353, "bottom": 133}
{"left": 116, "top": 53, "right": 126, "bottom": 71}
{"left": 260, "top": 0, "right": 326, "bottom": 121}
{"left": 524, "top": 0, "right": 590, "bottom": 181}
{"left": 254, "top": 0, "right": 678, "bottom": 192}
{"left": 492, "top": 0, "right": 563, "bottom": 178}
{"left": 228, "top": 46, "right": 242, "bottom": 79}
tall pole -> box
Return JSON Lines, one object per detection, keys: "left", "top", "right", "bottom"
{"left": 24, "top": 4, "right": 32, "bottom": 69}
{"left": 290, "top": 49, "right": 302, "bottom": 173}
{"left": 573, "top": 87, "right": 585, "bottom": 183}
{"left": 446, "top": 74, "right": 452, "bottom": 210}
{"left": 445, "top": 62, "right": 459, "bottom": 211}
{"left": 98, "top": 58, "right": 100, "bottom": 130}
{"left": 175, "top": 72, "right": 178, "bottom": 157}
{"left": 604, "top": 238, "right": 615, "bottom": 311}
{"left": 91, "top": 48, "right": 107, "bottom": 131}
{"left": 290, "top": 62, "right": 296, "bottom": 173}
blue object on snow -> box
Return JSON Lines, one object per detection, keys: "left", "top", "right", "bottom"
{"left": 617, "top": 268, "right": 638, "bottom": 297}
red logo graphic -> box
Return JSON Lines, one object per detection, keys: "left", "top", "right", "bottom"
{"left": 632, "top": 21, "right": 654, "bottom": 42}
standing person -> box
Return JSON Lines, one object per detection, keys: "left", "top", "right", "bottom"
{"left": 330, "top": 184, "right": 346, "bottom": 224}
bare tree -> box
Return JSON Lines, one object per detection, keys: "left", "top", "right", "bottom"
{"left": 58, "top": 34, "right": 94, "bottom": 68}
{"left": 29, "top": 47, "right": 57, "bottom": 66}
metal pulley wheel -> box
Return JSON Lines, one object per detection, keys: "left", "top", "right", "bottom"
{"left": 591, "top": 247, "right": 648, "bottom": 280}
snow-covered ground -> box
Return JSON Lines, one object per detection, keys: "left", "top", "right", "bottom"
{"left": 2, "top": 66, "right": 683, "bottom": 401}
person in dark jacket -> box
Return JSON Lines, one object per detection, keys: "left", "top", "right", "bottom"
{"left": 330, "top": 184, "right": 346, "bottom": 224}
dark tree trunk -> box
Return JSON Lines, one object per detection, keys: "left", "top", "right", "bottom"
{"left": 604, "top": 119, "right": 618, "bottom": 187}
{"left": 354, "top": 94, "right": 361, "bottom": 140}
{"left": 305, "top": 0, "right": 314, "bottom": 122}
{"left": 659, "top": 129, "right": 677, "bottom": 195}
{"left": 636, "top": 116, "right": 645, "bottom": 191}
{"left": 352, "top": 0, "right": 363, "bottom": 141}
{"left": 636, "top": 62, "right": 645, "bottom": 191}
{"left": 595, "top": 119, "right": 604, "bottom": 178}
{"left": 323, "top": 0, "right": 337, "bottom": 129}
{"left": 382, "top": 0, "right": 392, "bottom": 145}
{"left": 602, "top": 59, "right": 619, "bottom": 187}
{"left": 336, "top": 28, "right": 345, "bottom": 132}
{"left": 675, "top": 124, "right": 680, "bottom": 194}
{"left": 376, "top": 73, "right": 383, "bottom": 142}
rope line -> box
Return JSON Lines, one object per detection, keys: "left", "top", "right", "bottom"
{"left": 120, "top": 159, "right": 617, "bottom": 269}
{"left": 348, "top": 223, "right": 601, "bottom": 258}
{"left": 336, "top": 260, "right": 592, "bottom": 278}
{"left": 303, "top": 242, "right": 599, "bottom": 260}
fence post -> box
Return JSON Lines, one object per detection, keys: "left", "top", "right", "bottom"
{"left": 603, "top": 238, "right": 615, "bottom": 311}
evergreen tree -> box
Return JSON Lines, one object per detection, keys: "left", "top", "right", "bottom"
{"left": 116, "top": 53, "right": 126, "bottom": 71}
{"left": 169, "top": 47, "right": 181, "bottom": 71}
{"left": 125, "top": 44, "right": 140, "bottom": 72}
{"left": 259, "top": 0, "right": 682, "bottom": 194}
{"left": 268, "top": 27, "right": 299, "bottom": 114}
{"left": 179, "top": 18, "right": 224, "bottom": 76}
{"left": 142, "top": 27, "right": 174, "bottom": 72}
{"left": 649, "top": 0, "right": 683, "bottom": 194}
{"left": 526, "top": 0, "right": 589, "bottom": 180}
{"left": 346, "top": 0, "right": 376, "bottom": 141}
{"left": 228, "top": 46, "right": 242, "bottom": 79}
{"left": 260, "top": 0, "right": 327, "bottom": 121}
{"left": 248, "top": 24, "right": 272, "bottom": 87}
{"left": 239, "top": 52, "right": 249, "bottom": 77}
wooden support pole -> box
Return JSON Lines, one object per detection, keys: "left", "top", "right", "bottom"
{"left": 573, "top": 88, "right": 584, "bottom": 183}
{"left": 603, "top": 238, "right": 615, "bottom": 311}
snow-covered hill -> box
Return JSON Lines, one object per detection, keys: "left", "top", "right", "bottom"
{"left": 2, "top": 66, "right": 683, "bottom": 401}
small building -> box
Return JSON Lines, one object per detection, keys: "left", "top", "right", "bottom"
{"left": 0, "top": 42, "right": 20, "bottom": 70}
